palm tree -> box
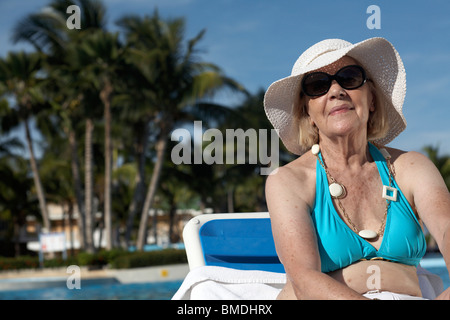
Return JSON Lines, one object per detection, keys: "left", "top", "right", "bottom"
{"left": 76, "top": 30, "right": 125, "bottom": 249}
{"left": 0, "top": 156, "right": 39, "bottom": 256}
{"left": 12, "top": 0, "right": 108, "bottom": 253}
{"left": 0, "top": 51, "right": 51, "bottom": 232}
{"left": 117, "top": 11, "right": 246, "bottom": 250}
{"left": 44, "top": 67, "right": 87, "bottom": 249}
{"left": 112, "top": 68, "right": 153, "bottom": 246}
{"left": 38, "top": 133, "right": 78, "bottom": 254}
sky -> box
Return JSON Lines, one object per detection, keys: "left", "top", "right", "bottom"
{"left": 1, "top": 0, "right": 450, "bottom": 156}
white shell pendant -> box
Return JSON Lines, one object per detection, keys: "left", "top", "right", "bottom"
{"left": 358, "top": 229, "right": 378, "bottom": 239}
{"left": 311, "top": 144, "right": 320, "bottom": 155}
{"left": 329, "top": 182, "right": 346, "bottom": 199}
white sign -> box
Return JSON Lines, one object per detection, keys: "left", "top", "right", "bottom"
{"left": 40, "top": 232, "right": 66, "bottom": 253}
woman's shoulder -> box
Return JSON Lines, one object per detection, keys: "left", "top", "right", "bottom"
{"left": 384, "top": 146, "right": 434, "bottom": 169}
{"left": 267, "top": 152, "right": 316, "bottom": 183}
{"left": 384, "top": 146, "right": 441, "bottom": 186}
{"left": 265, "top": 152, "right": 317, "bottom": 207}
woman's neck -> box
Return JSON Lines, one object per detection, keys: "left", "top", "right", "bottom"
{"left": 318, "top": 135, "right": 370, "bottom": 170}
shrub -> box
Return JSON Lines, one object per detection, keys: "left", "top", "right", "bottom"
{"left": 0, "top": 249, "right": 187, "bottom": 271}
{"left": 110, "top": 249, "right": 187, "bottom": 269}
{"left": 43, "top": 256, "right": 78, "bottom": 268}
{"left": 77, "top": 249, "right": 127, "bottom": 267}
{"left": 0, "top": 256, "right": 39, "bottom": 270}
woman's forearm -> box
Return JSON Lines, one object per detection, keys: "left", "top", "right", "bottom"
{"left": 289, "top": 269, "right": 369, "bottom": 300}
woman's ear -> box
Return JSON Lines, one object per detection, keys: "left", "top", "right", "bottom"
{"left": 302, "top": 101, "right": 309, "bottom": 117}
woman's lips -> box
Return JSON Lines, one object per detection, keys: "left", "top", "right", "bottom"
{"left": 329, "top": 105, "right": 354, "bottom": 116}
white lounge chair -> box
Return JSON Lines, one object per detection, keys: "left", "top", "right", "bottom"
{"left": 173, "top": 212, "right": 443, "bottom": 300}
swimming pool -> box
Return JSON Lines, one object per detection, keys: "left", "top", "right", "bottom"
{"left": 0, "top": 257, "right": 447, "bottom": 300}
{"left": 420, "top": 255, "right": 449, "bottom": 291}
{"left": 0, "top": 279, "right": 183, "bottom": 300}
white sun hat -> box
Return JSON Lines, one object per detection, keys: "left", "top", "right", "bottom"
{"left": 263, "top": 37, "right": 407, "bottom": 155}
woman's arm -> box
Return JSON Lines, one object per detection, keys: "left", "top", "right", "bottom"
{"left": 266, "top": 166, "right": 367, "bottom": 300}
{"left": 400, "top": 151, "right": 450, "bottom": 299}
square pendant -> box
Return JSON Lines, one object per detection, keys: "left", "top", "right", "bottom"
{"left": 382, "top": 185, "right": 398, "bottom": 201}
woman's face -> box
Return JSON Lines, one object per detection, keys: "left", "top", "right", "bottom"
{"left": 304, "top": 56, "right": 374, "bottom": 142}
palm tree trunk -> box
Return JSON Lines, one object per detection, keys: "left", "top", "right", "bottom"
{"left": 100, "top": 79, "right": 113, "bottom": 250}
{"left": 13, "top": 217, "right": 21, "bottom": 257}
{"left": 24, "top": 118, "right": 50, "bottom": 231}
{"left": 124, "top": 122, "right": 148, "bottom": 246}
{"left": 68, "top": 128, "right": 85, "bottom": 250}
{"left": 136, "top": 132, "right": 168, "bottom": 251}
{"left": 84, "top": 117, "right": 95, "bottom": 253}
{"left": 67, "top": 202, "right": 75, "bottom": 256}
{"left": 168, "top": 200, "right": 177, "bottom": 243}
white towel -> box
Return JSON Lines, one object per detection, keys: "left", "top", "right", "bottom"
{"left": 172, "top": 266, "right": 286, "bottom": 300}
{"left": 172, "top": 265, "right": 443, "bottom": 300}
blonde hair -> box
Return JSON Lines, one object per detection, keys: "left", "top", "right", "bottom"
{"left": 293, "top": 79, "right": 390, "bottom": 150}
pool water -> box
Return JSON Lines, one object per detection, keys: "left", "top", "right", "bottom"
{"left": 0, "top": 280, "right": 183, "bottom": 300}
{"left": 0, "top": 257, "right": 448, "bottom": 300}
{"left": 423, "top": 266, "right": 449, "bottom": 291}
{"left": 420, "top": 254, "right": 449, "bottom": 291}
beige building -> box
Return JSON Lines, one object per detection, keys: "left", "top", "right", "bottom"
{"left": 23, "top": 203, "right": 205, "bottom": 254}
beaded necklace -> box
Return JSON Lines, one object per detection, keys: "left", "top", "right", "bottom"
{"left": 311, "top": 143, "right": 397, "bottom": 239}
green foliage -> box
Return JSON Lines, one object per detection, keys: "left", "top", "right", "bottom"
{"left": 3, "top": 0, "right": 448, "bottom": 260}
{"left": 43, "top": 256, "right": 78, "bottom": 268}
{"left": 0, "top": 249, "right": 187, "bottom": 271}
{"left": 2, "top": 0, "right": 250, "bottom": 255}
{"left": 77, "top": 248, "right": 125, "bottom": 266}
{"left": 0, "top": 256, "right": 40, "bottom": 270}
{"left": 110, "top": 249, "right": 187, "bottom": 269}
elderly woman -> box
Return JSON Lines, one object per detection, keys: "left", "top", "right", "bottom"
{"left": 264, "top": 38, "right": 450, "bottom": 300}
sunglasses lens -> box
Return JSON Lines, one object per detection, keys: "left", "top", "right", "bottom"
{"left": 337, "top": 66, "right": 365, "bottom": 89}
{"left": 301, "top": 65, "right": 366, "bottom": 97}
{"left": 302, "top": 73, "right": 330, "bottom": 96}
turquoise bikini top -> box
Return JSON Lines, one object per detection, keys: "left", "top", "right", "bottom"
{"left": 311, "top": 143, "right": 426, "bottom": 273}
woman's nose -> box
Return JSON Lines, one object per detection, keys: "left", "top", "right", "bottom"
{"left": 328, "top": 80, "right": 347, "bottom": 99}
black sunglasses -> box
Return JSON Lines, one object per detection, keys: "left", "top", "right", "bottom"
{"left": 301, "top": 65, "right": 368, "bottom": 97}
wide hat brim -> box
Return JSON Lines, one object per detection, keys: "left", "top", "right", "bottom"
{"left": 264, "top": 37, "right": 407, "bottom": 155}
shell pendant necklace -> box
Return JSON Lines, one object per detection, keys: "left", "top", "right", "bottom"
{"left": 311, "top": 143, "right": 396, "bottom": 240}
